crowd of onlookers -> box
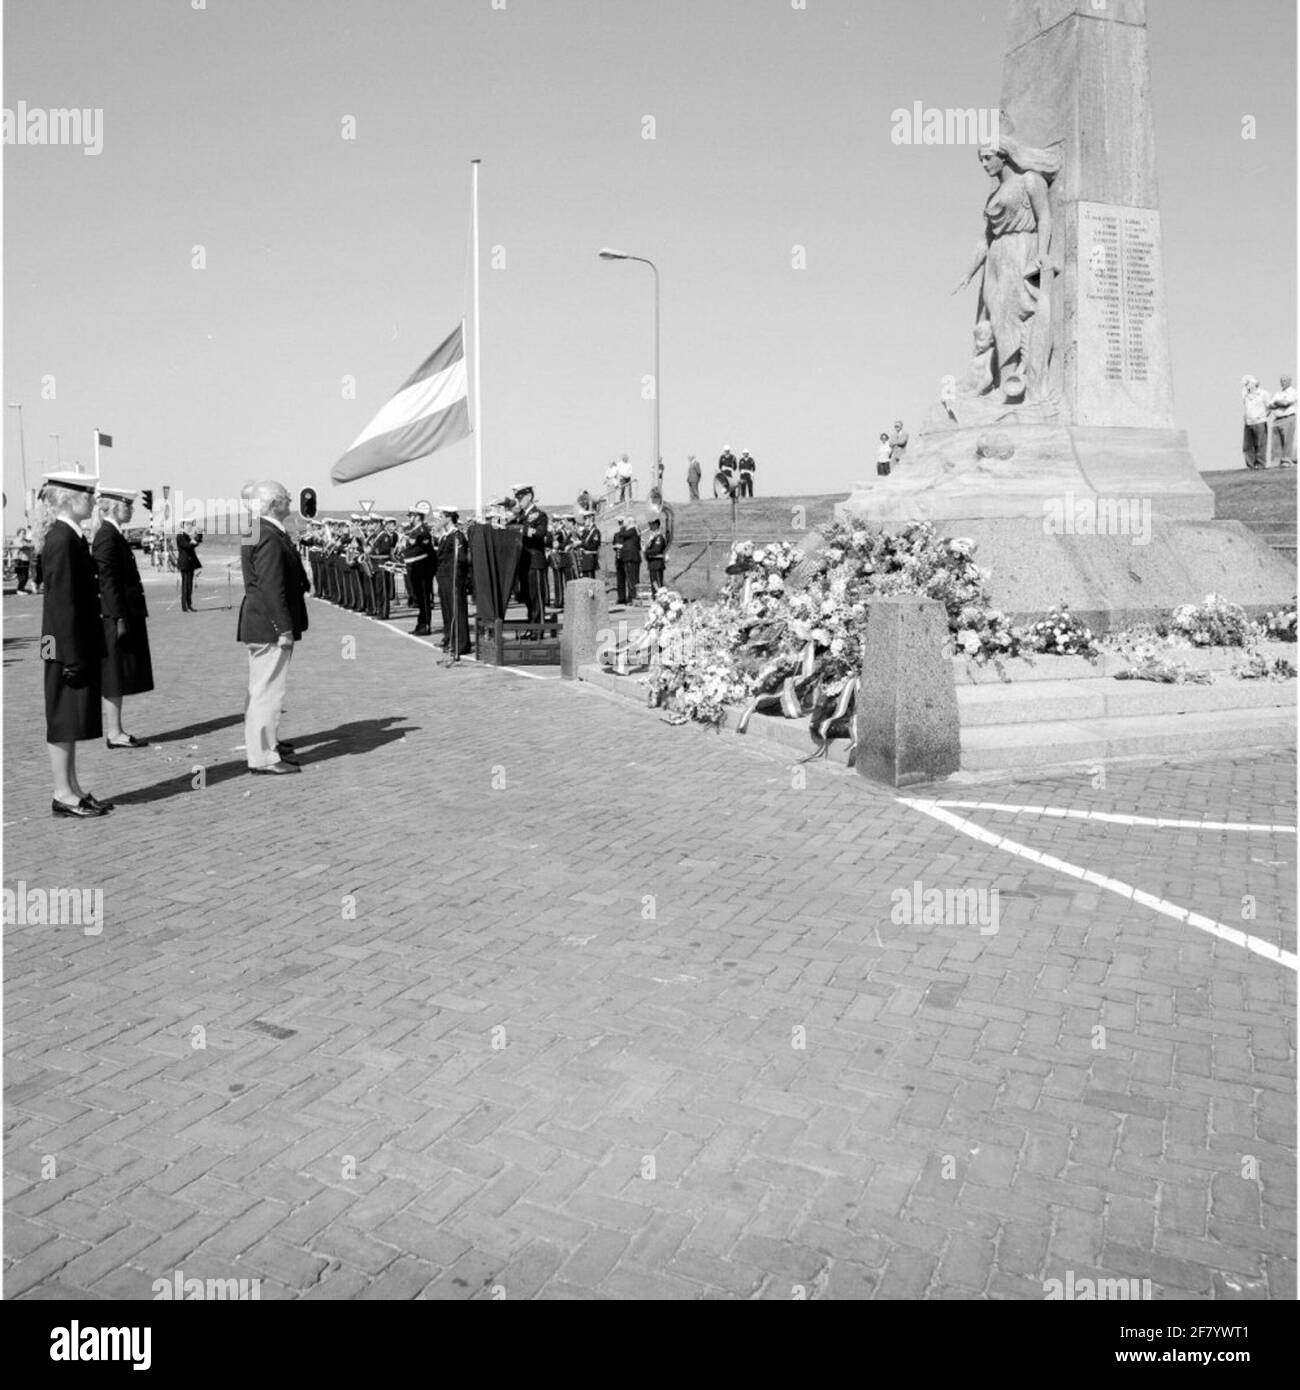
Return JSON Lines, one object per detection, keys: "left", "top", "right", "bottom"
{"left": 1242, "top": 375, "right": 1295, "bottom": 470}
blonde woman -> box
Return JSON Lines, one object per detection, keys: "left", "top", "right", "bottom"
{"left": 33, "top": 472, "right": 114, "bottom": 817}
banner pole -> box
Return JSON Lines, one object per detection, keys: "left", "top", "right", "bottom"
{"left": 471, "top": 159, "right": 483, "bottom": 520}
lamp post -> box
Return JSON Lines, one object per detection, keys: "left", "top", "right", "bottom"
{"left": 7, "top": 403, "right": 29, "bottom": 517}
{"left": 598, "top": 248, "right": 660, "bottom": 499}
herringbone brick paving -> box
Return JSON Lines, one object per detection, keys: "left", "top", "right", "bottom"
{"left": 2, "top": 586, "right": 1295, "bottom": 1299}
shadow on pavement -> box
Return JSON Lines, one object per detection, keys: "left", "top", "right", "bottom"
{"left": 106, "top": 716, "right": 418, "bottom": 806}
{"left": 291, "top": 716, "right": 418, "bottom": 763}
{"left": 140, "top": 713, "right": 246, "bottom": 743}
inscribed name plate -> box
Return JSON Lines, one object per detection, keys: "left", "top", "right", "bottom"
{"left": 1074, "top": 201, "right": 1174, "bottom": 429}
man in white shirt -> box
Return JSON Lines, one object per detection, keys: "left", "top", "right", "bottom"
{"left": 1269, "top": 375, "right": 1296, "bottom": 469}
{"left": 616, "top": 453, "right": 634, "bottom": 502}
{"left": 1242, "top": 376, "right": 1271, "bottom": 469}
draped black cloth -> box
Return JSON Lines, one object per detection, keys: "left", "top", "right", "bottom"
{"left": 468, "top": 524, "right": 522, "bottom": 626}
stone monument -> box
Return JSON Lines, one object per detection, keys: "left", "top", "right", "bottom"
{"left": 838, "top": 0, "right": 1293, "bottom": 628}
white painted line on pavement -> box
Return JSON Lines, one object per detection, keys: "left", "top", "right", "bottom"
{"left": 926, "top": 800, "right": 1297, "bottom": 835}
{"left": 900, "top": 797, "right": 1299, "bottom": 972}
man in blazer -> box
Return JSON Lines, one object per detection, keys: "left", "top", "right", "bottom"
{"left": 237, "top": 481, "right": 309, "bottom": 775}
{"left": 175, "top": 521, "right": 203, "bottom": 611}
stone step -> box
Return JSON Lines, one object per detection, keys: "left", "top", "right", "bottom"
{"left": 961, "top": 705, "right": 1297, "bottom": 771}
{"left": 958, "top": 674, "right": 1295, "bottom": 727}
{"left": 954, "top": 642, "right": 1295, "bottom": 684}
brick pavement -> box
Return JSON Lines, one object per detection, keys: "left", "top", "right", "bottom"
{"left": 2, "top": 587, "right": 1295, "bottom": 1299}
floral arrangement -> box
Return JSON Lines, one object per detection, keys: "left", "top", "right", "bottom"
{"left": 1259, "top": 600, "right": 1297, "bottom": 644}
{"left": 1114, "top": 647, "right": 1211, "bottom": 685}
{"left": 1163, "top": 593, "right": 1251, "bottom": 648}
{"left": 1020, "top": 604, "right": 1099, "bottom": 658}
{"left": 623, "top": 530, "right": 1283, "bottom": 736}
{"left": 1230, "top": 651, "right": 1298, "bottom": 682}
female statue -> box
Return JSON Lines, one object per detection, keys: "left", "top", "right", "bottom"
{"left": 953, "top": 132, "right": 1061, "bottom": 404}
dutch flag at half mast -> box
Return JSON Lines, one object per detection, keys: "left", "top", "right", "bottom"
{"left": 331, "top": 321, "right": 471, "bottom": 484}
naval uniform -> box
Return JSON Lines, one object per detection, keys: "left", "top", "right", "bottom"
{"left": 645, "top": 530, "right": 667, "bottom": 595}
{"left": 516, "top": 503, "right": 550, "bottom": 630}
{"left": 93, "top": 516, "right": 155, "bottom": 698}
{"left": 435, "top": 526, "right": 472, "bottom": 654}
{"left": 404, "top": 521, "right": 436, "bottom": 632}
{"left": 42, "top": 518, "right": 106, "bottom": 742}
{"left": 578, "top": 522, "right": 602, "bottom": 579}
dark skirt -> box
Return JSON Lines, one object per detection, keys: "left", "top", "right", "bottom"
{"left": 101, "top": 615, "right": 155, "bottom": 698}
{"left": 44, "top": 661, "right": 103, "bottom": 742}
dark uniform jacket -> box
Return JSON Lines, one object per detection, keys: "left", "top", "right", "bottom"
{"left": 718, "top": 450, "right": 737, "bottom": 472}
{"left": 93, "top": 521, "right": 149, "bottom": 628}
{"left": 175, "top": 530, "right": 203, "bottom": 571}
{"left": 517, "top": 504, "right": 549, "bottom": 569}
{"left": 237, "top": 519, "right": 310, "bottom": 643}
{"left": 42, "top": 519, "right": 105, "bottom": 673}
{"left": 621, "top": 526, "right": 642, "bottom": 562}
{"left": 404, "top": 522, "right": 435, "bottom": 569}
{"left": 578, "top": 524, "right": 601, "bottom": 572}
{"left": 645, "top": 532, "right": 667, "bottom": 566}
{"left": 435, "top": 526, "right": 470, "bottom": 578}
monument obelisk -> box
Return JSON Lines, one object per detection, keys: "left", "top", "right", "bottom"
{"left": 838, "top": 0, "right": 1292, "bottom": 626}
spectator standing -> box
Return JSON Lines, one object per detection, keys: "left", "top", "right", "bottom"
{"left": 1242, "top": 376, "right": 1271, "bottom": 469}
{"left": 1269, "top": 375, "right": 1296, "bottom": 469}
{"left": 13, "top": 527, "right": 33, "bottom": 593}
{"left": 686, "top": 455, "right": 701, "bottom": 500}
{"left": 889, "top": 420, "right": 909, "bottom": 472}
{"left": 737, "top": 450, "right": 756, "bottom": 497}
{"left": 616, "top": 453, "right": 634, "bottom": 502}
{"left": 876, "top": 432, "right": 893, "bottom": 477}
{"left": 645, "top": 518, "right": 667, "bottom": 594}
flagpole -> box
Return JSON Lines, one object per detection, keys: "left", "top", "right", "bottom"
{"left": 471, "top": 158, "right": 483, "bottom": 520}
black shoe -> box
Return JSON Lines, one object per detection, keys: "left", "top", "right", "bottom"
{"left": 52, "top": 797, "right": 108, "bottom": 818}
{"left": 249, "top": 761, "right": 300, "bottom": 775}
{"left": 81, "top": 792, "right": 115, "bottom": 811}
{"left": 105, "top": 735, "right": 146, "bottom": 749}
{"left": 413, "top": 626, "right": 432, "bottom": 636}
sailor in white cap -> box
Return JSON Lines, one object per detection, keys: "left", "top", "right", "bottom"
{"left": 94, "top": 485, "right": 154, "bottom": 749}
{"left": 33, "top": 472, "right": 115, "bottom": 816}
{"left": 432, "top": 505, "right": 471, "bottom": 656}
{"left": 578, "top": 508, "right": 602, "bottom": 581}
{"left": 404, "top": 501, "right": 436, "bottom": 634}
{"left": 511, "top": 485, "right": 549, "bottom": 633}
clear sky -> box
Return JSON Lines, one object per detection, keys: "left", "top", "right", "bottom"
{"left": 3, "top": 0, "right": 1295, "bottom": 522}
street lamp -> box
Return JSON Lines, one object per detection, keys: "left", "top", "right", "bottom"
{"left": 598, "top": 248, "right": 660, "bottom": 499}
{"left": 7, "top": 403, "right": 29, "bottom": 517}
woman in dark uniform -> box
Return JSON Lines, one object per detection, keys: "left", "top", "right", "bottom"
{"left": 93, "top": 485, "right": 154, "bottom": 748}
{"left": 34, "top": 472, "right": 114, "bottom": 817}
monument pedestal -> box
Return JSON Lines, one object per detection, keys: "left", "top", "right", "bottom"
{"left": 836, "top": 0, "right": 1295, "bottom": 627}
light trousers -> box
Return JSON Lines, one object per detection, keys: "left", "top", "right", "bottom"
{"left": 245, "top": 641, "right": 293, "bottom": 768}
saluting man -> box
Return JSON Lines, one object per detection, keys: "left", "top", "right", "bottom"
{"left": 93, "top": 485, "right": 154, "bottom": 748}
{"left": 512, "top": 484, "right": 549, "bottom": 634}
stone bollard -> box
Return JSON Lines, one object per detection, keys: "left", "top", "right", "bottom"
{"left": 856, "top": 595, "right": 960, "bottom": 787}
{"left": 561, "top": 578, "right": 609, "bottom": 680}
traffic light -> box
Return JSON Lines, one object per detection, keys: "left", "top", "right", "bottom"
{"left": 140, "top": 489, "right": 153, "bottom": 511}
{"left": 299, "top": 487, "right": 317, "bottom": 518}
